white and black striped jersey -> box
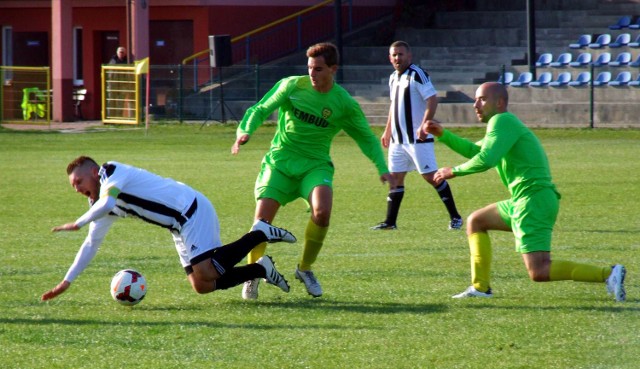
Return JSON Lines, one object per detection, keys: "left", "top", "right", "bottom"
{"left": 388, "top": 64, "right": 437, "bottom": 144}
{"left": 97, "top": 161, "right": 198, "bottom": 232}
{"left": 63, "top": 162, "right": 202, "bottom": 283}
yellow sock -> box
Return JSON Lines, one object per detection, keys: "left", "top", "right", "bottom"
{"left": 299, "top": 219, "right": 328, "bottom": 271}
{"left": 549, "top": 260, "right": 609, "bottom": 282}
{"left": 469, "top": 232, "right": 492, "bottom": 292}
{"left": 247, "top": 242, "right": 266, "bottom": 264}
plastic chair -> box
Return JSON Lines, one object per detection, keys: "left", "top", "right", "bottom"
{"left": 609, "top": 33, "right": 631, "bottom": 48}
{"left": 497, "top": 72, "right": 514, "bottom": 85}
{"left": 629, "top": 16, "right": 640, "bottom": 29}
{"left": 593, "top": 52, "right": 611, "bottom": 66}
{"left": 609, "top": 15, "right": 631, "bottom": 30}
{"left": 628, "top": 74, "right": 640, "bottom": 86}
{"left": 20, "top": 87, "right": 47, "bottom": 121}
{"left": 529, "top": 72, "right": 553, "bottom": 87}
{"left": 73, "top": 88, "right": 87, "bottom": 119}
{"left": 630, "top": 54, "right": 640, "bottom": 67}
{"left": 549, "top": 53, "right": 572, "bottom": 67}
{"left": 569, "top": 52, "right": 592, "bottom": 67}
{"left": 608, "top": 71, "right": 631, "bottom": 86}
{"left": 609, "top": 52, "right": 632, "bottom": 66}
{"left": 592, "top": 71, "right": 612, "bottom": 86}
{"left": 509, "top": 72, "right": 533, "bottom": 87}
{"left": 568, "top": 72, "right": 591, "bottom": 87}
{"left": 588, "top": 34, "right": 611, "bottom": 49}
{"left": 535, "top": 53, "right": 553, "bottom": 67}
{"left": 569, "top": 34, "right": 592, "bottom": 49}
{"left": 549, "top": 72, "right": 572, "bottom": 87}
{"left": 628, "top": 34, "right": 640, "bottom": 47}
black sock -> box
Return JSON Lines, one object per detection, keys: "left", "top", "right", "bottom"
{"left": 211, "top": 231, "right": 267, "bottom": 272}
{"left": 215, "top": 264, "right": 265, "bottom": 290}
{"left": 434, "top": 181, "right": 461, "bottom": 219}
{"left": 385, "top": 186, "right": 404, "bottom": 225}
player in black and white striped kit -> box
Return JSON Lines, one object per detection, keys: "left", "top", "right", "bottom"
{"left": 371, "top": 41, "right": 463, "bottom": 230}
{"left": 41, "top": 156, "right": 296, "bottom": 301}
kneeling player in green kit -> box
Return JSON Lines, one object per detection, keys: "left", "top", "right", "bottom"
{"left": 421, "top": 82, "right": 626, "bottom": 301}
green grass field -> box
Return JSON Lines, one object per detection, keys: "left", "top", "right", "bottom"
{"left": 0, "top": 124, "right": 638, "bottom": 369}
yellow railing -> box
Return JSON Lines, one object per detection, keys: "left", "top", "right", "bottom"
{"left": 182, "top": 0, "right": 334, "bottom": 65}
{"left": 101, "top": 65, "right": 139, "bottom": 124}
{"left": 0, "top": 66, "right": 51, "bottom": 125}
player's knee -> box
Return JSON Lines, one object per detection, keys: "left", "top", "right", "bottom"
{"left": 527, "top": 269, "right": 550, "bottom": 282}
{"left": 312, "top": 208, "right": 331, "bottom": 226}
{"left": 466, "top": 212, "right": 483, "bottom": 234}
{"left": 190, "top": 278, "right": 214, "bottom": 294}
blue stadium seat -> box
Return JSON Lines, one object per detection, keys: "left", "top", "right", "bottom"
{"left": 498, "top": 72, "right": 514, "bottom": 85}
{"left": 628, "top": 74, "right": 640, "bottom": 87}
{"left": 609, "top": 33, "right": 631, "bottom": 48}
{"left": 592, "top": 71, "right": 612, "bottom": 86}
{"left": 628, "top": 34, "right": 640, "bottom": 47}
{"left": 609, "top": 52, "right": 632, "bottom": 66}
{"left": 608, "top": 71, "right": 632, "bottom": 86}
{"left": 549, "top": 53, "right": 572, "bottom": 67}
{"left": 609, "top": 15, "right": 631, "bottom": 30}
{"left": 593, "top": 52, "right": 611, "bottom": 66}
{"left": 535, "top": 53, "right": 553, "bottom": 67}
{"left": 588, "top": 34, "right": 611, "bottom": 49}
{"left": 569, "top": 34, "right": 592, "bottom": 49}
{"left": 529, "top": 72, "right": 553, "bottom": 87}
{"left": 549, "top": 72, "right": 572, "bottom": 87}
{"left": 509, "top": 72, "right": 533, "bottom": 87}
{"left": 568, "top": 72, "right": 591, "bottom": 87}
{"left": 630, "top": 54, "right": 640, "bottom": 67}
{"left": 569, "top": 52, "right": 592, "bottom": 67}
{"left": 629, "top": 16, "right": 640, "bottom": 29}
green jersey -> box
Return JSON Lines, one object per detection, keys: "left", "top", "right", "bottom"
{"left": 237, "top": 75, "right": 388, "bottom": 176}
{"left": 438, "top": 112, "right": 558, "bottom": 200}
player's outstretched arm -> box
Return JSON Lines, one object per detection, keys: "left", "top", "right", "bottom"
{"left": 231, "top": 134, "right": 250, "bottom": 155}
{"left": 52, "top": 223, "right": 80, "bottom": 232}
{"left": 41, "top": 280, "right": 70, "bottom": 301}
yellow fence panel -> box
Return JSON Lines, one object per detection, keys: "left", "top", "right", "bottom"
{"left": 0, "top": 66, "right": 51, "bottom": 125}
{"left": 102, "top": 65, "right": 139, "bottom": 124}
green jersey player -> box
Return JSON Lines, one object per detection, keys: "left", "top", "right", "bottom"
{"left": 423, "top": 82, "right": 626, "bottom": 301}
{"left": 232, "top": 42, "right": 393, "bottom": 299}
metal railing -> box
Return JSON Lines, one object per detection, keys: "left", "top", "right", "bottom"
{"left": 0, "top": 66, "right": 51, "bottom": 125}
{"left": 181, "top": 0, "right": 394, "bottom": 92}
{"left": 101, "top": 65, "right": 140, "bottom": 124}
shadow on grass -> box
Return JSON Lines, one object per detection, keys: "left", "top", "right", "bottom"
{"left": 240, "top": 298, "right": 448, "bottom": 315}
{"left": 4, "top": 299, "right": 447, "bottom": 329}
{"left": 453, "top": 302, "right": 640, "bottom": 312}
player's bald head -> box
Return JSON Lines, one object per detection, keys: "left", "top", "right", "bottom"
{"left": 479, "top": 82, "right": 509, "bottom": 106}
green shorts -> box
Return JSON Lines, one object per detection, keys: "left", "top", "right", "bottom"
{"left": 255, "top": 149, "right": 335, "bottom": 206}
{"left": 496, "top": 187, "right": 560, "bottom": 253}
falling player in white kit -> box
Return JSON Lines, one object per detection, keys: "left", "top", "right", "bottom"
{"left": 41, "top": 156, "right": 296, "bottom": 301}
{"left": 371, "top": 40, "right": 463, "bottom": 231}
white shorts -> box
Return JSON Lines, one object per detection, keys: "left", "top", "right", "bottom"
{"left": 388, "top": 142, "right": 438, "bottom": 174}
{"left": 171, "top": 192, "right": 222, "bottom": 267}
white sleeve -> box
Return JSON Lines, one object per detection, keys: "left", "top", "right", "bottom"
{"left": 63, "top": 215, "right": 116, "bottom": 283}
{"left": 74, "top": 195, "right": 117, "bottom": 228}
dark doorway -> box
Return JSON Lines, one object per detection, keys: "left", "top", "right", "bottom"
{"left": 101, "top": 31, "right": 121, "bottom": 64}
{"left": 150, "top": 20, "right": 193, "bottom": 65}
{"left": 13, "top": 32, "right": 48, "bottom": 66}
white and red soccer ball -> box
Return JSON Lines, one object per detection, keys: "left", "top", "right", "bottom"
{"left": 110, "top": 269, "right": 147, "bottom": 306}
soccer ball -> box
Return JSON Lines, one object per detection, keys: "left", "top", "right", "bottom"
{"left": 110, "top": 269, "right": 147, "bottom": 306}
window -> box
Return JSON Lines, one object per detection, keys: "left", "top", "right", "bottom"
{"left": 73, "top": 27, "right": 83, "bottom": 85}
{"left": 2, "top": 26, "right": 12, "bottom": 83}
